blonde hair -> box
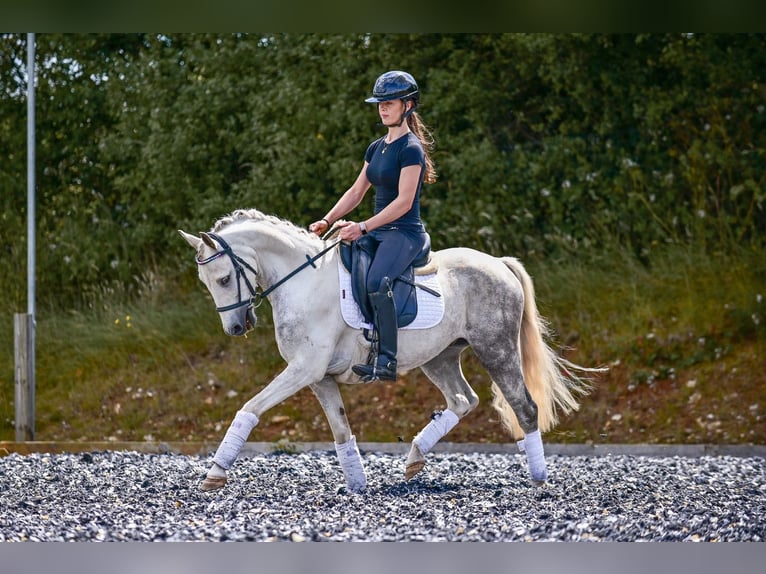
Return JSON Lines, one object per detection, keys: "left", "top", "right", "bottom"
{"left": 407, "top": 111, "right": 437, "bottom": 184}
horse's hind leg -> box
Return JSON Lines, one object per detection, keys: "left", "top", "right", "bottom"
{"left": 406, "top": 342, "right": 479, "bottom": 480}
{"left": 310, "top": 376, "right": 366, "bottom": 492}
{"left": 471, "top": 341, "right": 547, "bottom": 484}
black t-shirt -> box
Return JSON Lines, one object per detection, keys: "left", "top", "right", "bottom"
{"left": 364, "top": 132, "right": 426, "bottom": 231}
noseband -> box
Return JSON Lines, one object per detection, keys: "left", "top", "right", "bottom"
{"left": 196, "top": 232, "right": 341, "bottom": 319}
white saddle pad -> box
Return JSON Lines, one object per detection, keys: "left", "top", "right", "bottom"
{"left": 338, "top": 261, "right": 445, "bottom": 330}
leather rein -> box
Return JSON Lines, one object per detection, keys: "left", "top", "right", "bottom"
{"left": 196, "top": 232, "right": 341, "bottom": 315}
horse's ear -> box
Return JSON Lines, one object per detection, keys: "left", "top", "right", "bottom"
{"left": 199, "top": 232, "right": 217, "bottom": 250}
{"left": 178, "top": 229, "right": 202, "bottom": 251}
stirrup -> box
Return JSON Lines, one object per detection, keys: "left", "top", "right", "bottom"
{"left": 352, "top": 361, "right": 397, "bottom": 382}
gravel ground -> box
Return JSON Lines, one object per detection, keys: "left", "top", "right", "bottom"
{"left": 0, "top": 449, "right": 764, "bottom": 542}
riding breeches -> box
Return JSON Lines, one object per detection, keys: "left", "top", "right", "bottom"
{"left": 365, "top": 227, "right": 429, "bottom": 293}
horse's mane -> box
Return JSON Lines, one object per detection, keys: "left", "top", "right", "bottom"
{"left": 211, "top": 209, "right": 321, "bottom": 244}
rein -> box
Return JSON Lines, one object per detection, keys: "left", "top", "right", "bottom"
{"left": 197, "top": 232, "right": 341, "bottom": 314}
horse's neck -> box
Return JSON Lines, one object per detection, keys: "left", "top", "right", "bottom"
{"left": 228, "top": 222, "right": 332, "bottom": 295}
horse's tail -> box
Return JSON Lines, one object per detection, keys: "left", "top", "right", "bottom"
{"left": 490, "top": 257, "right": 600, "bottom": 440}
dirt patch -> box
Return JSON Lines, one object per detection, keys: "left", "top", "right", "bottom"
{"left": 243, "top": 342, "right": 765, "bottom": 446}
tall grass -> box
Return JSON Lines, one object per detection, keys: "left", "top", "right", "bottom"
{"left": 530, "top": 244, "right": 765, "bottom": 361}
{"left": 1, "top": 245, "right": 763, "bottom": 443}
{"left": 0, "top": 271, "right": 284, "bottom": 441}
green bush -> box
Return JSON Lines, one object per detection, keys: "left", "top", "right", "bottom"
{"left": 1, "top": 33, "right": 763, "bottom": 314}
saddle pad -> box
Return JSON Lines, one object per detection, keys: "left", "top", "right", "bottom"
{"left": 338, "top": 261, "right": 445, "bottom": 330}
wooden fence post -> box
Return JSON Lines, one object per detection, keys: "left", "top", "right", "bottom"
{"left": 14, "top": 313, "right": 35, "bottom": 441}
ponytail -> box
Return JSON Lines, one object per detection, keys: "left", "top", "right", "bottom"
{"left": 407, "top": 111, "right": 437, "bottom": 184}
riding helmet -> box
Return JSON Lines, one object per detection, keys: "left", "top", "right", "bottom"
{"left": 365, "top": 71, "right": 419, "bottom": 103}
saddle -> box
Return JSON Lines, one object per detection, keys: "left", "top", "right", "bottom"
{"left": 339, "top": 235, "right": 433, "bottom": 328}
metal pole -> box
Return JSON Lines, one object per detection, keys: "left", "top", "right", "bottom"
{"left": 15, "top": 32, "right": 36, "bottom": 441}
{"left": 27, "top": 32, "right": 36, "bottom": 318}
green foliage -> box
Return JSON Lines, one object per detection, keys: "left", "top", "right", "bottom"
{"left": 0, "top": 33, "right": 764, "bottom": 314}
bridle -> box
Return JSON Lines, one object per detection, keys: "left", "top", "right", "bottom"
{"left": 196, "top": 233, "right": 260, "bottom": 316}
{"left": 196, "top": 231, "right": 341, "bottom": 321}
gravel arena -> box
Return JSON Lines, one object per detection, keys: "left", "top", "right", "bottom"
{"left": 0, "top": 445, "right": 764, "bottom": 542}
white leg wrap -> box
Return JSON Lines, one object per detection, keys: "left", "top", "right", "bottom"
{"left": 523, "top": 429, "right": 548, "bottom": 482}
{"left": 335, "top": 435, "right": 367, "bottom": 492}
{"left": 212, "top": 410, "right": 259, "bottom": 470}
{"left": 412, "top": 409, "right": 460, "bottom": 455}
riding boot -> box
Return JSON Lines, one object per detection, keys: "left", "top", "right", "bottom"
{"left": 352, "top": 278, "right": 398, "bottom": 382}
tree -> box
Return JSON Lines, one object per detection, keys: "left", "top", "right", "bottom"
{"left": 1, "top": 34, "right": 763, "bottom": 313}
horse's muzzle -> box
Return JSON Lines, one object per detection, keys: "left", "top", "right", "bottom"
{"left": 223, "top": 305, "right": 257, "bottom": 337}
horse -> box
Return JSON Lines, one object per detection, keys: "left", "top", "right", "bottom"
{"left": 179, "top": 208, "right": 599, "bottom": 493}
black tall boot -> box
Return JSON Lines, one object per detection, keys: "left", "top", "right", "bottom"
{"left": 352, "top": 279, "right": 398, "bottom": 382}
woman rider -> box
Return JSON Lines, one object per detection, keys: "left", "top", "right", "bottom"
{"left": 309, "top": 70, "right": 437, "bottom": 381}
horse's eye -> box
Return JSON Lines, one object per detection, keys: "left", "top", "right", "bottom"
{"left": 219, "top": 274, "right": 231, "bottom": 286}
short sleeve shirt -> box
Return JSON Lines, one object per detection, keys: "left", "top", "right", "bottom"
{"left": 364, "top": 132, "right": 426, "bottom": 231}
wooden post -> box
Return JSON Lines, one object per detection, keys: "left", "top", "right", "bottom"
{"left": 14, "top": 313, "right": 35, "bottom": 441}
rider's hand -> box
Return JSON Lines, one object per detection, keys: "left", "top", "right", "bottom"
{"left": 337, "top": 220, "right": 364, "bottom": 242}
{"left": 309, "top": 219, "right": 330, "bottom": 236}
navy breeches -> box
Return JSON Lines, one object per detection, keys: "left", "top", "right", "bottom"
{"left": 365, "top": 228, "right": 429, "bottom": 293}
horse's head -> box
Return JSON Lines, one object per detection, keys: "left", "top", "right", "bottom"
{"left": 179, "top": 229, "right": 258, "bottom": 337}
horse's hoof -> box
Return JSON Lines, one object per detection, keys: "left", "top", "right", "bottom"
{"left": 200, "top": 476, "right": 227, "bottom": 492}
{"left": 405, "top": 461, "right": 425, "bottom": 481}
{"left": 531, "top": 479, "right": 547, "bottom": 487}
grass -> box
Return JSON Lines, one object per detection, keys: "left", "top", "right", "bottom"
{"left": 1, "top": 244, "right": 763, "bottom": 446}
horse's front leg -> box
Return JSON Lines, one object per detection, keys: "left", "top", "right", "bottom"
{"left": 405, "top": 345, "right": 477, "bottom": 480}
{"left": 200, "top": 364, "right": 320, "bottom": 492}
{"left": 310, "top": 377, "right": 366, "bottom": 493}
{"left": 405, "top": 410, "right": 461, "bottom": 480}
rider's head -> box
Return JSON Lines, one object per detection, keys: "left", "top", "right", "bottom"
{"left": 365, "top": 70, "right": 419, "bottom": 127}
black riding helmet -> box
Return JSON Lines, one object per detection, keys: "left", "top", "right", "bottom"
{"left": 365, "top": 70, "right": 419, "bottom": 104}
{"left": 365, "top": 71, "right": 419, "bottom": 127}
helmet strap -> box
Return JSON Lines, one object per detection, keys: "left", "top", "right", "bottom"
{"left": 394, "top": 100, "right": 418, "bottom": 127}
